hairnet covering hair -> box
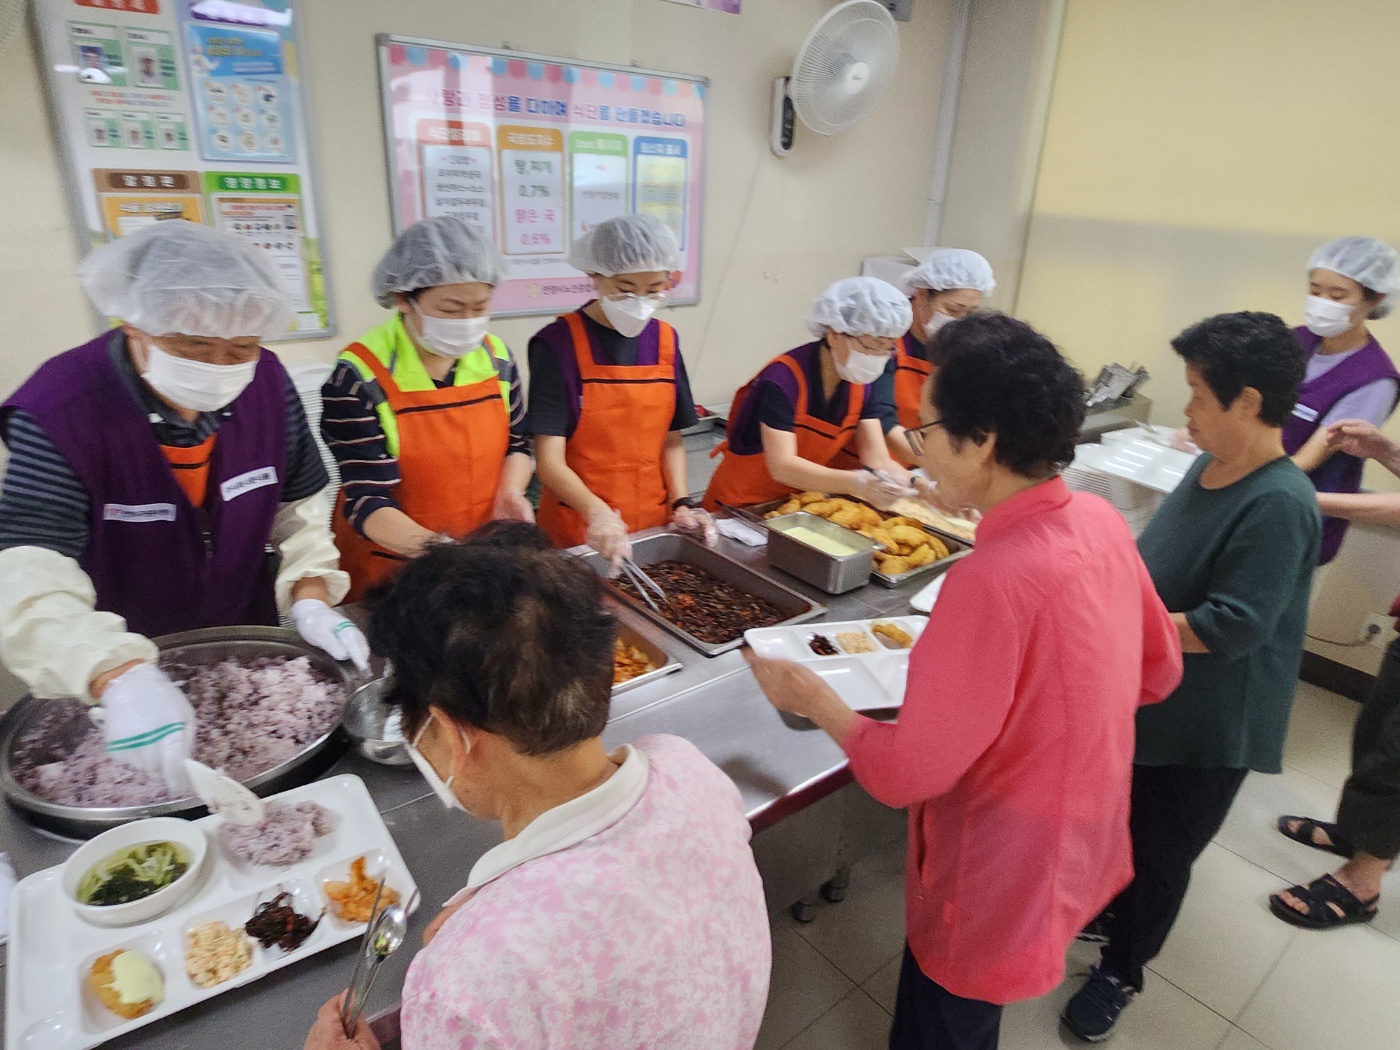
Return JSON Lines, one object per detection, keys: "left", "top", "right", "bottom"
{"left": 903, "top": 248, "right": 996, "bottom": 296}
{"left": 567, "top": 213, "right": 680, "bottom": 276}
{"left": 1308, "top": 236, "right": 1400, "bottom": 318}
{"left": 77, "top": 219, "right": 293, "bottom": 338}
{"left": 371, "top": 215, "right": 506, "bottom": 307}
{"left": 805, "top": 276, "right": 914, "bottom": 339}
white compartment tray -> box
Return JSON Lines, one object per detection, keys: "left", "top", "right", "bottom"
{"left": 5, "top": 774, "right": 419, "bottom": 1050}
{"left": 744, "top": 616, "right": 928, "bottom": 712}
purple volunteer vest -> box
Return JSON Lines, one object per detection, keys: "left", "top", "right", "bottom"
{"left": 1282, "top": 327, "right": 1400, "bottom": 564}
{"left": 533, "top": 306, "right": 666, "bottom": 436}
{"left": 1, "top": 333, "right": 287, "bottom": 636}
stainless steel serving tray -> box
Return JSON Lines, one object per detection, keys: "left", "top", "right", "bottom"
{"left": 747, "top": 496, "right": 977, "bottom": 549}
{"left": 578, "top": 533, "right": 826, "bottom": 657}
{"left": 611, "top": 619, "right": 683, "bottom": 695}
{"left": 0, "top": 627, "right": 355, "bottom": 838}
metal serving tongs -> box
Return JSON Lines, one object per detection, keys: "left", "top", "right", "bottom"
{"left": 340, "top": 877, "right": 420, "bottom": 1037}
{"left": 619, "top": 558, "right": 676, "bottom": 614}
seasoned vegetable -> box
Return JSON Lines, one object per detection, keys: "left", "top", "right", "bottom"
{"left": 76, "top": 841, "right": 192, "bottom": 906}
{"left": 614, "top": 562, "right": 786, "bottom": 643}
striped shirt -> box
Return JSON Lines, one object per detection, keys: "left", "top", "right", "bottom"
{"left": 319, "top": 351, "right": 529, "bottom": 535}
{"left": 0, "top": 332, "right": 328, "bottom": 560}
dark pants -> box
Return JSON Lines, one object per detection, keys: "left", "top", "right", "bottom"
{"left": 1336, "top": 636, "right": 1400, "bottom": 861}
{"left": 1100, "top": 764, "right": 1248, "bottom": 990}
{"left": 889, "top": 944, "right": 1003, "bottom": 1050}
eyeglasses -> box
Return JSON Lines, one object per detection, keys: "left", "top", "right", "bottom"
{"left": 905, "top": 418, "right": 945, "bottom": 457}
{"left": 850, "top": 335, "right": 897, "bottom": 356}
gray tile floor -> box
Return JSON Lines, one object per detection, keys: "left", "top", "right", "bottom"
{"left": 755, "top": 680, "right": 1400, "bottom": 1049}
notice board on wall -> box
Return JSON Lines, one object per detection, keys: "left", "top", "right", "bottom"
{"left": 33, "top": 0, "right": 335, "bottom": 339}
{"left": 377, "top": 35, "right": 708, "bottom": 317}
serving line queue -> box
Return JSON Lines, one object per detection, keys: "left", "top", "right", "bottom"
{"left": 1, "top": 216, "right": 1399, "bottom": 1049}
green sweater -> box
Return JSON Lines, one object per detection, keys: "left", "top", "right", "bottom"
{"left": 1135, "top": 454, "right": 1320, "bottom": 772}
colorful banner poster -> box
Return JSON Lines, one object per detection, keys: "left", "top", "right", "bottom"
{"left": 33, "top": 0, "right": 334, "bottom": 340}
{"left": 379, "top": 37, "right": 707, "bottom": 316}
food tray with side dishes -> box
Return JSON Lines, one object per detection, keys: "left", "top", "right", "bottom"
{"left": 4, "top": 774, "right": 419, "bottom": 1050}
{"left": 744, "top": 615, "right": 929, "bottom": 713}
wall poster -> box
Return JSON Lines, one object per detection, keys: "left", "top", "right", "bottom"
{"left": 34, "top": 0, "right": 335, "bottom": 339}
{"left": 377, "top": 36, "right": 708, "bottom": 317}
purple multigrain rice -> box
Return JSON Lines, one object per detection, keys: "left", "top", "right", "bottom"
{"left": 219, "top": 801, "right": 333, "bottom": 867}
{"left": 11, "top": 656, "right": 344, "bottom": 808}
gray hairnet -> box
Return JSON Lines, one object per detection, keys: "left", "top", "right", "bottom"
{"left": 903, "top": 248, "right": 996, "bottom": 296}
{"left": 567, "top": 213, "right": 680, "bottom": 276}
{"left": 77, "top": 220, "right": 293, "bottom": 338}
{"left": 806, "top": 276, "right": 914, "bottom": 339}
{"left": 372, "top": 216, "right": 506, "bottom": 307}
{"left": 1308, "top": 236, "right": 1400, "bottom": 319}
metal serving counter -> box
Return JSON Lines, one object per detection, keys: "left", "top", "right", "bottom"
{"left": 0, "top": 528, "right": 935, "bottom": 1049}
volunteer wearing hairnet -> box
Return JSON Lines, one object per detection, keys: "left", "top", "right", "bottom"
{"left": 529, "top": 214, "right": 707, "bottom": 572}
{"left": 320, "top": 216, "right": 532, "bottom": 601}
{"left": 703, "top": 276, "right": 914, "bottom": 511}
{"left": 0, "top": 220, "right": 367, "bottom": 794}
{"left": 1285, "top": 236, "right": 1400, "bottom": 564}
{"left": 884, "top": 248, "right": 995, "bottom": 464}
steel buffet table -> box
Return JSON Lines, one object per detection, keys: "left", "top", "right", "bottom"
{"left": 0, "top": 528, "right": 938, "bottom": 1049}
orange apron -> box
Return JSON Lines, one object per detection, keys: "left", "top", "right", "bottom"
{"left": 893, "top": 333, "right": 934, "bottom": 431}
{"left": 333, "top": 343, "right": 510, "bottom": 602}
{"left": 702, "top": 352, "right": 864, "bottom": 511}
{"left": 536, "top": 313, "right": 678, "bottom": 547}
{"left": 161, "top": 434, "right": 217, "bottom": 508}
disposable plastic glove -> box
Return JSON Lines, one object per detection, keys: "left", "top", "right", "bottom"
{"left": 671, "top": 505, "right": 719, "bottom": 547}
{"left": 912, "top": 477, "right": 982, "bottom": 523}
{"left": 585, "top": 507, "right": 632, "bottom": 577}
{"left": 291, "top": 599, "right": 372, "bottom": 675}
{"left": 851, "top": 470, "right": 915, "bottom": 511}
{"left": 97, "top": 662, "right": 195, "bottom": 795}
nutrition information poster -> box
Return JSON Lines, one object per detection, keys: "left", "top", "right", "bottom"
{"left": 34, "top": 0, "right": 335, "bottom": 339}
{"left": 377, "top": 36, "right": 708, "bottom": 317}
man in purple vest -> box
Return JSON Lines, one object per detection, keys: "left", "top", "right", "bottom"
{"left": 0, "top": 221, "right": 369, "bottom": 794}
{"left": 1283, "top": 235, "right": 1400, "bottom": 564}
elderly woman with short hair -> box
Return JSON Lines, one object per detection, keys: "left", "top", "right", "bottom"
{"left": 303, "top": 523, "right": 770, "bottom": 1050}
{"left": 748, "top": 313, "right": 1182, "bottom": 1050}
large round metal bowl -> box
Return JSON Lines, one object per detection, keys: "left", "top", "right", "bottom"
{"left": 0, "top": 627, "right": 354, "bottom": 839}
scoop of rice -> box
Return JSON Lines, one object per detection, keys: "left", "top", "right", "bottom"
{"left": 219, "top": 801, "right": 333, "bottom": 867}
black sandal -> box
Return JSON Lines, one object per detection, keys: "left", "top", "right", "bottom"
{"left": 1269, "top": 874, "right": 1379, "bottom": 929}
{"left": 1276, "top": 815, "right": 1355, "bottom": 858}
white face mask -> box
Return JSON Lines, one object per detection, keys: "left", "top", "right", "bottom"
{"left": 924, "top": 311, "right": 957, "bottom": 341}
{"left": 413, "top": 307, "right": 490, "bottom": 359}
{"left": 833, "top": 344, "right": 891, "bottom": 385}
{"left": 406, "top": 716, "right": 467, "bottom": 812}
{"left": 1303, "top": 295, "right": 1355, "bottom": 339}
{"left": 600, "top": 294, "right": 663, "bottom": 337}
{"left": 141, "top": 341, "right": 258, "bottom": 413}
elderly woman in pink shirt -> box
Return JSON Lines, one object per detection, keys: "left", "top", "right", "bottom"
{"left": 305, "top": 523, "right": 770, "bottom": 1050}
{"left": 747, "top": 313, "right": 1182, "bottom": 1050}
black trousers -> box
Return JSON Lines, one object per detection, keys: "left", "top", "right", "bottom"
{"left": 889, "top": 944, "right": 1003, "bottom": 1050}
{"left": 1337, "top": 635, "right": 1400, "bottom": 861}
{"left": 1100, "top": 764, "right": 1248, "bottom": 990}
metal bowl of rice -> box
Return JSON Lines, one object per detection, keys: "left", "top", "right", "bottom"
{"left": 0, "top": 627, "right": 355, "bottom": 838}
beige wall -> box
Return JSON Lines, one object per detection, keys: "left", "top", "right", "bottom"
{"left": 1014, "top": 0, "right": 1400, "bottom": 491}
{"left": 0, "top": 0, "right": 952, "bottom": 410}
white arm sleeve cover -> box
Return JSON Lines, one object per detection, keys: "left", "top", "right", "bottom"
{"left": 0, "top": 546, "right": 157, "bottom": 701}
{"left": 272, "top": 489, "right": 350, "bottom": 614}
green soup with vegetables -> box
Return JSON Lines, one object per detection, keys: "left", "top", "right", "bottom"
{"left": 77, "top": 841, "right": 192, "bottom": 906}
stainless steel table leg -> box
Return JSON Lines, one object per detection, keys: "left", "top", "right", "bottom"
{"left": 821, "top": 865, "right": 851, "bottom": 903}
{"left": 790, "top": 894, "right": 820, "bottom": 923}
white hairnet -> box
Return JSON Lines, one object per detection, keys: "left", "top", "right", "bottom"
{"left": 1308, "top": 236, "right": 1400, "bottom": 319}
{"left": 77, "top": 220, "right": 293, "bottom": 338}
{"left": 903, "top": 248, "right": 996, "bottom": 296}
{"left": 806, "top": 276, "right": 913, "bottom": 339}
{"left": 372, "top": 216, "right": 506, "bottom": 307}
{"left": 567, "top": 213, "right": 680, "bottom": 276}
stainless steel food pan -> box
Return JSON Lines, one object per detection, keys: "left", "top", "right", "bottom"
{"left": 765, "top": 512, "right": 876, "bottom": 594}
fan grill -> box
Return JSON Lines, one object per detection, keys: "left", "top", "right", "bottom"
{"left": 789, "top": 0, "right": 899, "bottom": 135}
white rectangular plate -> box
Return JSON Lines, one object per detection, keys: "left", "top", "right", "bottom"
{"left": 5, "top": 774, "right": 419, "bottom": 1050}
{"left": 745, "top": 616, "right": 927, "bottom": 712}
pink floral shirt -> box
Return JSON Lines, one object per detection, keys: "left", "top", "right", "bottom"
{"left": 401, "top": 734, "right": 771, "bottom": 1049}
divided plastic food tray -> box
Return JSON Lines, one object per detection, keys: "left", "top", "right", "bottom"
{"left": 744, "top": 615, "right": 928, "bottom": 712}
{"left": 5, "top": 774, "right": 418, "bottom": 1050}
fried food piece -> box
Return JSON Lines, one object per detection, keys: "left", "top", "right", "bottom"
{"left": 796, "top": 491, "right": 827, "bottom": 505}
{"left": 325, "top": 855, "right": 400, "bottom": 924}
{"left": 924, "top": 536, "right": 950, "bottom": 560}
{"left": 89, "top": 950, "right": 164, "bottom": 1019}
{"left": 868, "top": 528, "right": 898, "bottom": 550}
{"left": 872, "top": 622, "right": 915, "bottom": 649}
{"left": 857, "top": 506, "right": 885, "bottom": 528}
{"left": 888, "top": 525, "right": 930, "bottom": 551}
{"left": 877, "top": 555, "right": 912, "bottom": 575}
{"left": 776, "top": 499, "right": 803, "bottom": 516}
{"left": 905, "top": 545, "right": 937, "bottom": 567}
{"left": 802, "top": 500, "right": 840, "bottom": 517}
{"left": 829, "top": 507, "right": 864, "bottom": 529}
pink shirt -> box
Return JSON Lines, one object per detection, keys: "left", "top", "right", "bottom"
{"left": 400, "top": 734, "right": 771, "bottom": 1049}
{"left": 844, "top": 478, "right": 1182, "bottom": 1004}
